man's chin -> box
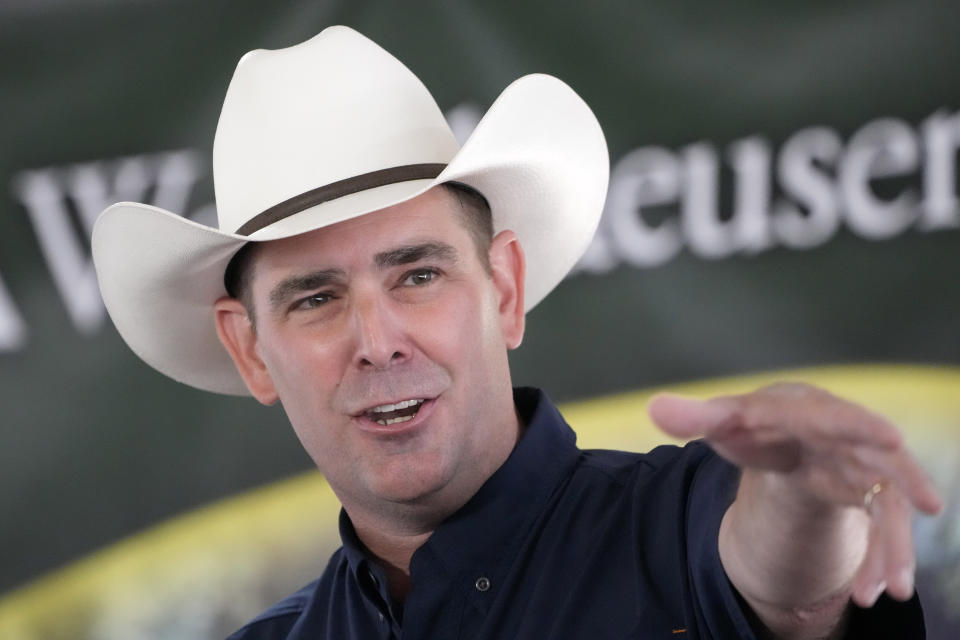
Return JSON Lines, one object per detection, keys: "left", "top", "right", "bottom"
{"left": 364, "top": 464, "right": 457, "bottom": 509}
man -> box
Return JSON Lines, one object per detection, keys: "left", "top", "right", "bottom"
{"left": 92, "top": 26, "right": 941, "bottom": 639}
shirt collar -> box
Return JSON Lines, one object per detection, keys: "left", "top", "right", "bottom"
{"left": 338, "top": 387, "right": 581, "bottom": 609}
{"left": 416, "top": 387, "right": 579, "bottom": 570}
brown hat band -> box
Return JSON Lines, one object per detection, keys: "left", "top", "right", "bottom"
{"left": 235, "top": 163, "right": 448, "bottom": 236}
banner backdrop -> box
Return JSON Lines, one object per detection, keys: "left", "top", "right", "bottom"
{"left": 1, "top": 1, "right": 958, "bottom": 637}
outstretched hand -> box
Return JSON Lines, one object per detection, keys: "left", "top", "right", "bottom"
{"left": 648, "top": 383, "right": 942, "bottom": 609}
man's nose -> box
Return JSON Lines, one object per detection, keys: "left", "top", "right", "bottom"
{"left": 350, "top": 291, "right": 410, "bottom": 370}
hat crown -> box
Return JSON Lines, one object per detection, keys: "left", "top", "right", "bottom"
{"left": 213, "top": 26, "right": 459, "bottom": 234}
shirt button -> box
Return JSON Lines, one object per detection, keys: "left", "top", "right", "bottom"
{"left": 378, "top": 612, "right": 386, "bottom": 623}
{"left": 475, "top": 576, "right": 491, "bottom": 592}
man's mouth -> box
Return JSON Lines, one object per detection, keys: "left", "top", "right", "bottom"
{"left": 363, "top": 399, "right": 426, "bottom": 426}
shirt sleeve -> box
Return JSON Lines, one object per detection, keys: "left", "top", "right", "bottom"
{"left": 680, "top": 443, "right": 760, "bottom": 639}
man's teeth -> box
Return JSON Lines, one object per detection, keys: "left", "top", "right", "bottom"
{"left": 367, "top": 398, "right": 425, "bottom": 426}
{"left": 370, "top": 399, "right": 423, "bottom": 413}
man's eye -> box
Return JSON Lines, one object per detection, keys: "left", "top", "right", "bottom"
{"left": 293, "top": 293, "right": 333, "bottom": 310}
{"left": 402, "top": 269, "right": 438, "bottom": 286}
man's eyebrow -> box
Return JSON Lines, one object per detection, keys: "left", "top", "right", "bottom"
{"left": 268, "top": 268, "right": 345, "bottom": 311}
{"left": 374, "top": 242, "right": 459, "bottom": 269}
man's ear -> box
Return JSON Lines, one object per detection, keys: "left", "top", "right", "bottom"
{"left": 213, "top": 298, "right": 279, "bottom": 405}
{"left": 488, "top": 230, "right": 526, "bottom": 349}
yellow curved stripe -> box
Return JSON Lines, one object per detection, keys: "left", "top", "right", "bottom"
{"left": 567, "top": 363, "right": 960, "bottom": 451}
{"left": 0, "top": 473, "right": 343, "bottom": 639}
{"left": 1, "top": 364, "right": 958, "bottom": 639}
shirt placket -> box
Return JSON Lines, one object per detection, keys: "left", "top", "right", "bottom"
{"left": 358, "top": 561, "right": 403, "bottom": 638}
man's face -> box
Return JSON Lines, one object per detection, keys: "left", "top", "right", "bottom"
{"left": 215, "top": 187, "right": 525, "bottom": 519}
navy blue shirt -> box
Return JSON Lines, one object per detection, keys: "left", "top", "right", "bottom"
{"left": 229, "top": 388, "right": 923, "bottom": 639}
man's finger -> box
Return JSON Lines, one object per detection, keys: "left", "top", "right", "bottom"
{"left": 852, "top": 522, "right": 887, "bottom": 608}
{"left": 852, "top": 485, "right": 918, "bottom": 607}
{"left": 649, "top": 386, "right": 903, "bottom": 450}
{"left": 647, "top": 392, "right": 737, "bottom": 438}
{"left": 854, "top": 447, "right": 944, "bottom": 515}
{"left": 878, "top": 488, "right": 917, "bottom": 601}
{"left": 730, "top": 384, "right": 904, "bottom": 450}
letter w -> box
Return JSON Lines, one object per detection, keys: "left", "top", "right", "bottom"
{"left": 11, "top": 150, "right": 202, "bottom": 334}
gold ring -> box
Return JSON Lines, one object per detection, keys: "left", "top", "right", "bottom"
{"left": 863, "top": 481, "right": 885, "bottom": 512}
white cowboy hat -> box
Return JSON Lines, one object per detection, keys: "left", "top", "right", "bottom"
{"left": 92, "top": 25, "right": 608, "bottom": 395}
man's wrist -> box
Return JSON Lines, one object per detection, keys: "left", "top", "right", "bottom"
{"left": 719, "top": 470, "right": 869, "bottom": 639}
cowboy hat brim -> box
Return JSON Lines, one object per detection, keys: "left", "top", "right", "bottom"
{"left": 93, "top": 73, "right": 608, "bottom": 395}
